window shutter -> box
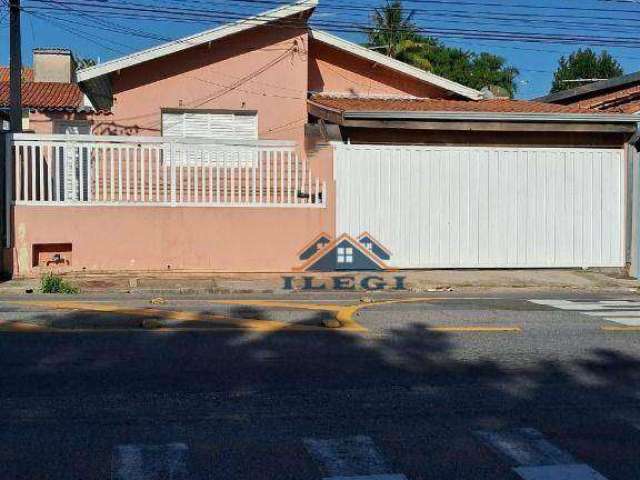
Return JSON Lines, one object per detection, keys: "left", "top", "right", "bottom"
{"left": 161, "top": 112, "right": 185, "bottom": 137}
{"left": 162, "top": 111, "right": 258, "bottom": 140}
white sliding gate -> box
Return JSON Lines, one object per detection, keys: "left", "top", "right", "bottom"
{"left": 335, "top": 144, "right": 625, "bottom": 268}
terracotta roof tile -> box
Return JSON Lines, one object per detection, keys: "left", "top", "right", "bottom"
{"left": 618, "top": 101, "right": 640, "bottom": 114}
{"left": 0, "top": 81, "right": 83, "bottom": 110}
{"left": 309, "top": 94, "right": 601, "bottom": 115}
{"left": 568, "top": 84, "right": 640, "bottom": 113}
{"left": 0, "top": 67, "right": 34, "bottom": 82}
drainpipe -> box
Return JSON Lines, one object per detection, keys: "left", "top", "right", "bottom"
{"left": 0, "top": 132, "right": 9, "bottom": 277}
{"left": 629, "top": 124, "right": 640, "bottom": 149}
{"left": 628, "top": 123, "right": 640, "bottom": 279}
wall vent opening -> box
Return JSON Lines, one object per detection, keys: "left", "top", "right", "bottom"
{"left": 33, "top": 243, "right": 72, "bottom": 269}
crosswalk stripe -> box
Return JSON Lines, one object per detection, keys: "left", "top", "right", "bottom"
{"left": 111, "top": 443, "right": 188, "bottom": 480}
{"left": 601, "top": 318, "right": 640, "bottom": 326}
{"left": 303, "top": 436, "right": 407, "bottom": 480}
{"left": 324, "top": 476, "right": 408, "bottom": 480}
{"left": 582, "top": 311, "right": 640, "bottom": 326}
{"left": 530, "top": 300, "right": 640, "bottom": 311}
{"left": 584, "top": 311, "right": 640, "bottom": 317}
{"left": 530, "top": 300, "right": 640, "bottom": 326}
{"left": 475, "top": 428, "right": 609, "bottom": 480}
{"left": 599, "top": 300, "right": 640, "bottom": 305}
{"left": 474, "top": 428, "right": 575, "bottom": 467}
{"left": 514, "top": 464, "right": 609, "bottom": 480}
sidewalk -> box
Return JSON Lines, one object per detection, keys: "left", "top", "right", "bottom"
{"left": 0, "top": 268, "right": 638, "bottom": 296}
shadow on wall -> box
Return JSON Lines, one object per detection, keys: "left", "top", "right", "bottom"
{"left": 91, "top": 122, "right": 151, "bottom": 136}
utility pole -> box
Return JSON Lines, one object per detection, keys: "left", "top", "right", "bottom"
{"left": 9, "top": 0, "right": 22, "bottom": 133}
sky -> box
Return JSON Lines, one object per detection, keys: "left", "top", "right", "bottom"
{"left": 1, "top": 0, "right": 640, "bottom": 99}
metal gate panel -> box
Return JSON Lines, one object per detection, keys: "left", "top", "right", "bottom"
{"left": 334, "top": 145, "right": 625, "bottom": 268}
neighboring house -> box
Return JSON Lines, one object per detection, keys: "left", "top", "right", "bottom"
{"left": 535, "top": 71, "right": 640, "bottom": 113}
{"left": 0, "top": 49, "right": 94, "bottom": 133}
{"left": 2, "top": 0, "right": 640, "bottom": 277}
{"left": 0, "top": 66, "right": 34, "bottom": 82}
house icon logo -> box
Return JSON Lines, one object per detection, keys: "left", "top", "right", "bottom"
{"left": 296, "top": 232, "right": 391, "bottom": 271}
{"left": 297, "top": 232, "right": 333, "bottom": 261}
{"left": 357, "top": 232, "right": 391, "bottom": 261}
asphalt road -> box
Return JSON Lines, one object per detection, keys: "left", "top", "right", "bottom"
{"left": 1, "top": 291, "right": 640, "bottom": 479}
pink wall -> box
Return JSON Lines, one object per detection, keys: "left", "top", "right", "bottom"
{"left": 26, "top": 111, "right": 96, "bottom": 134}
{"left": 28, "top": 28, "right": 453, "bottom": 138}
{"left": 93, "top": 22, "right": 310, "bottom": 146}
{"left": 11, "top": 204, "right": 334, "bottom": 275}
{"left": 8, "top": 25, "right": 465, "bottom": 275}
{"left": 308, "top": 39, "right": 450, "bottom": 98}
{"left": 6, "top": 135, "right": 337, "bottom": 275}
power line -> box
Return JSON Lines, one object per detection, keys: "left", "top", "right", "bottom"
{"left": 22, "top": 0, "right": 640, "bottom": 50}
{"left": 15, "top": 0, "right": 640, "bottom": 90}
{"left": 31, "top": 1, "right": 640, "bottom": 38}
{"left": 25, "top": 10, "right": 130, "bottom": 53}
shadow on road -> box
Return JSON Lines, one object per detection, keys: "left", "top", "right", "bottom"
{"left": 1, "top": 306, "right": 640, "bottom": 479}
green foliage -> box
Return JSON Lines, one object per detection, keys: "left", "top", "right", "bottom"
{"left": 366, "top": 0, "right": 432, "bottom": 70}
{"left": 421, "top": 41, "right": 520, "bottom": 97}
{"left": 40, "top": 272, "right": 79, "bottom": 294}
{"left": 550, "top": 49, "right": 623, "bottom": 93}
{"left": 75, "top": 57, "right": 97, "bottom": 71}
{"left": 366, "top": 0, "right": 519, "bottom": 97}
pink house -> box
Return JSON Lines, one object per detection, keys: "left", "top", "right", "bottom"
{"left": 3, "top": 0, "right": 639, "bottom": 275}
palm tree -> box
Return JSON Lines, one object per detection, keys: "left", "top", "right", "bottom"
{"left": 366, "top": 0, "right": 432, "bottom": 71}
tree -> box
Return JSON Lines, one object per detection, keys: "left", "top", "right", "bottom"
{"left": 366, "top": 0, "right": 432, "bottom": 70}
{"left": 550, "top": 49, "right": 623, "bottom": 93}
{"left": 75, "top": 57, "right": 96, "bottom": 71}
{"left": 365, "top": 1, "right": 520, "bottom": 97}
{"left": 420, "top": 40, "right": 520, "bottom": 97}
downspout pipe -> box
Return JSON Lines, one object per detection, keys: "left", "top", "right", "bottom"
{"left": 628, "top": 123, "right": 640, "bottom": 279}
{"left": 629, "top": 123, "right": 640, "bottom": 150}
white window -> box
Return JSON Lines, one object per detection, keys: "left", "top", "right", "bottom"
{"left": 337, "top": 247, "right": 354, "bottom": 264}
{"left": 161, "top": 109, "right": 258, "bottom": 140}
{"left": 162, "top": 109, "right": 259, "bottom": 167}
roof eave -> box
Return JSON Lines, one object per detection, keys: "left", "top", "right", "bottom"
{"left": 342, "top": 110, "right": 640, "bottom": 123}
{"left": 535, "top": 71, "right": 640, "bottom": 104}
{"left": 309, "top": 29, "right": 483, "bottom": 101}
{"left": 0, "top": 106, "right": 90, "bottom": 112}
{"left": 77, "top": 0, "right": 318, "bottom": 82}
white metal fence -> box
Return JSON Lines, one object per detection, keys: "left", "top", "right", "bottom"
{"left": 7, "top": 134, "right": 327, "bottom": 208}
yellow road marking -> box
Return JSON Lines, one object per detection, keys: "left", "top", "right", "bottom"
{"left": 0, "top": 320, "right": 45, "bottom": 332}
{"left": 366, "top": 298, "right": 447, "bottom": 307}
{"left": 337, "top": 298, "right": 444, "bottom": 331}
{"left": 4, "top": 300, "right": 365, "bottom": 333}
{"left": 5, "top": 297, "right": 444, "bottom": 334}
{"left": 203, "top": 297, "right": 443, "bottom": 332}
{"left": 205, "top": 299, "right": 346, "bottom": 312}
{"left": 425, "top": 326, "right": 522, "bottom": 333}
{"left": 601, "top": 326, "right": 640, "bottom": 332}
{"left": 205, "top": 299, "right": 371, "bottom": 331}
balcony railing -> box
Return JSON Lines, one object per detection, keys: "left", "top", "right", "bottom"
{"left": 6, "top": 134, "right": 327, "bottom": 208}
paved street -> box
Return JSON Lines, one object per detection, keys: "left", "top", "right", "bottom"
{"left": 1, "top": 291, "right": 640, "bottom": 479}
